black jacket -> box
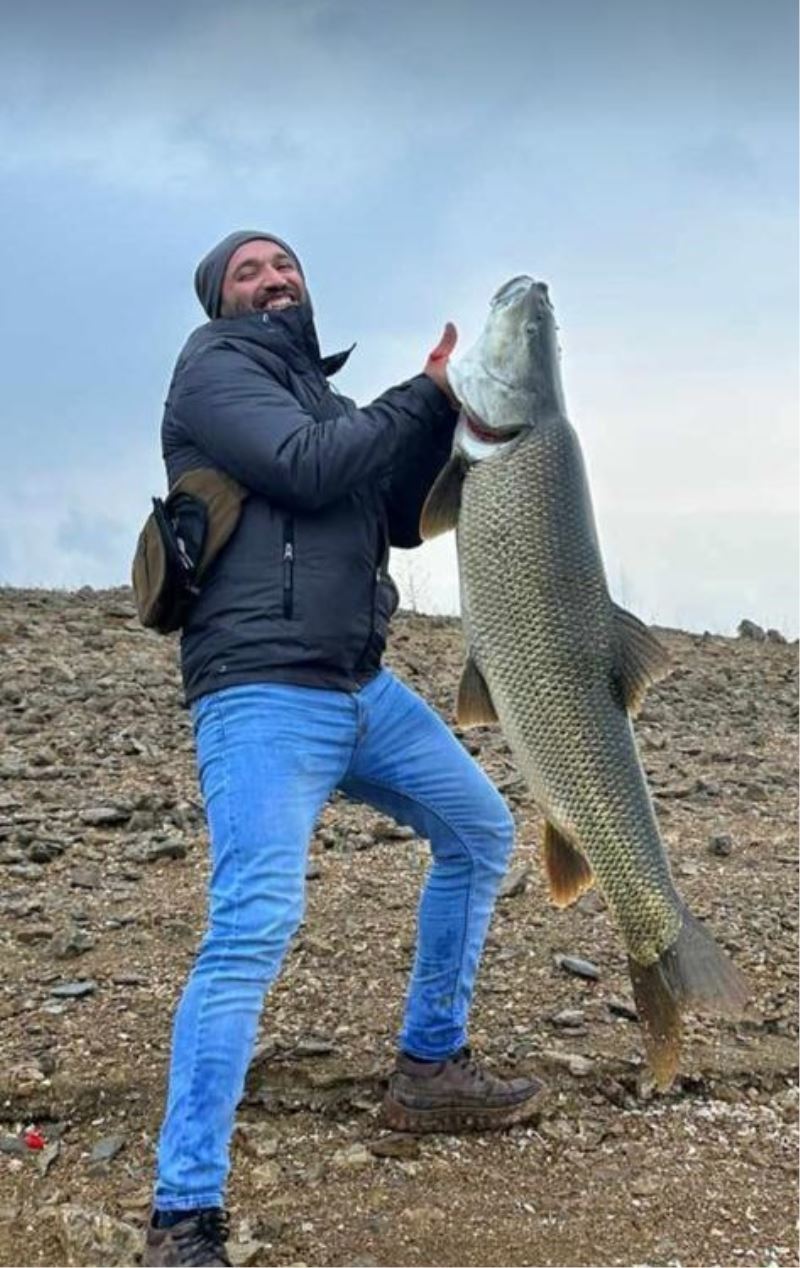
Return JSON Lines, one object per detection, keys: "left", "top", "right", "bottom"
{"left": 161, "top": 302, "right": 457, "bottom": 702}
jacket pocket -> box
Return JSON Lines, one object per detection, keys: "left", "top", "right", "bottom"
{"left": 282, "top": 516, "right": 295, "bottom": 619}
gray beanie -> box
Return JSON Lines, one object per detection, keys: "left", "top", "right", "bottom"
{"left": 194, "top": 230, "right": 304, "bottom": 318}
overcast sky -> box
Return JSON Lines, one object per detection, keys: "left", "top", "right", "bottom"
{"left": 1, "top": 0, "right": 797, "bottom": 633}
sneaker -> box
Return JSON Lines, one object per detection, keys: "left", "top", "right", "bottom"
{"left": 381, "top": 1045, "right": 547, "bottom": 1134}
{"left": 142, "top": 1207, "right": 231, "bottom": 1267}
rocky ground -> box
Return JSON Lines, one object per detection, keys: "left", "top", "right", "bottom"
{"left": 0, "top": 586, "right": 797, "bottom": 1268}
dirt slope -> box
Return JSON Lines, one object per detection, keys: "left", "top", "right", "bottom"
{"left": 0, "top": 587, "right": 796, "bottom": 1268}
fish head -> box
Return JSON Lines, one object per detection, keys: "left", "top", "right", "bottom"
{"left": 448, "top": 275, "right": 565, "bottom": 462}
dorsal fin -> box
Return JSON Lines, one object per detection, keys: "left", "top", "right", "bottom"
{"left": 611, "top": 604, "right": 671, "bottom": 716}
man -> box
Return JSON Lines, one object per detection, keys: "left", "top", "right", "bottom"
{"left": 144, "top": 231, "right": 546, "bottom": 1267}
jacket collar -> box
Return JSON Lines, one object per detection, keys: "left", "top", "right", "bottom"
{"left": 207, "top": 302, "right": 354, "bottom": 377}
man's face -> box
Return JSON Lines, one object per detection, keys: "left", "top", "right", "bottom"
{"left": 220, "top": 239, "right": 306, "bottom": 317}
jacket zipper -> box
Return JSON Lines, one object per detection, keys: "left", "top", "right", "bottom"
{"left": 282, "top": 518, "right": 295, "bottom": 619}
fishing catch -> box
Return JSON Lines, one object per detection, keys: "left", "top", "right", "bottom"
{"left": 421, "top": 276, "right": 749, "bottom": 1088}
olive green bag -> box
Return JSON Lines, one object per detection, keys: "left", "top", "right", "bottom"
{"left": 132, "top": 467, "right": 248, "bottom": 634}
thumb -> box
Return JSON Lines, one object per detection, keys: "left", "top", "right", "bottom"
{"left": 428, "top": 321, "right": 458, "bottom": 362}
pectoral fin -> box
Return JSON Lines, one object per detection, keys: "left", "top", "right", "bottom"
{"left": 611, "top": 604, "right": 671, "bottom": 716}
{"left": 456, "top": 655, "right": 498, "bottom": 726}
{"left": 542, "top": 821, "right": 594, "bottom": 907}
{"left": 419, "top": 454, "right": 467, "bottom": 540}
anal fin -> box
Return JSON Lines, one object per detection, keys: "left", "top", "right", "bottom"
{"left": 542, "top": 821, "right": 594, "bottom": 907}
{"left": 457, "top": 656, "right": 498, "bottom": 726}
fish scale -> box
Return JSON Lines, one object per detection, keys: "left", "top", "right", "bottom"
{"left": 459, "top": 417, "right": 681, "bottom": 965}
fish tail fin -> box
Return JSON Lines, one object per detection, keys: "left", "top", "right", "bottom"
{"left": 629, "top": 908, "right": 750, "bottom": 1090}
{"left": 542, "top": 821, "right": 594, "bottom": 907}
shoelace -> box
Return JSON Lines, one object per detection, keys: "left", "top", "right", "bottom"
{"left": 453, "top": 1044, "right": 488, "bottom": 1084}
{"left": 173, "top": 1209, "right": 231, "bottom": 1266}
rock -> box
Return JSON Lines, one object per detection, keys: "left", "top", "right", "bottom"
{"left": 69, "top": 867, "right": 100, "bottom": 889}
{"left": 233, "top": 1122, "right": 280, "bottom": 1160}
{"left": 368, "top": 1133, "right": 421, "bottom": 1160}
{"left": 50, "top": 926, "right": 96, "bottom": 958}
{"left": 766, "top": 628, "right": 787, "bottom": 644}
{"left": 145, "top": 838, "right": 187, "bottom": 862}
{"left": 79, "top": 806, "right": 131, "bottom": 826}
{"left": 252, "top": 1160, "right": 282, "bottom": 1186}
{"left": 498, "top": 862, "right": 531, "bottom": 899}
{"left": 554, "top": 954, "right": 600, "bottom": 980}
{"left": 7, "top": 1062, "right": 46, "bottom": 1095}
{"left": 49, "top": 980, "right": 97, "bottom": 998}
{"left": 38, "top": 1139, "right": 61, "bottom": 1175}
{"left": 90, "top": 1133, "right": 126, "bottom": 1163}
{"left": 46, "top": 1205, "right": 141, "bottom": 1267}
{"left": 542, "top": 1049, "right": 595, "bottom": 1077}
{"left": 331, "top": 1142, "right": 374, "bottom": 1169}
{"left": 550, "top": 1008, "right": 587, "bottom": 1029}
{"left": 607, "top": 997, "right": 638, "bottom": 1021}
{"left": 0, "top": 1134, "right": 26, "bottom": 1156}
{"left": 708, "top": 832, "right": 734, "bottom": 857}
{"left": 738, "top": 619, "right": 766, "bottom": 641}
{"left": 293, "top": 1034, "right": 335, "bottom": 1057}
{"left": 305, "top": 860, "right": 322, "bottom": 880}
{"left": 16, "top": 924, "right": 55, "bottom": 944}
{"left": 229, "top": 1239, "right": 271, "bottom": 1267}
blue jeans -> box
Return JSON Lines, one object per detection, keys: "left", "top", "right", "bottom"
{"left": 154, "top": 669, "right": 513, "bottom": 1210}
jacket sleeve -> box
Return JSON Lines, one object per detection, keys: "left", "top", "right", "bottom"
{"left": 382, "top": 408, "right": 458, "bottom": 548}
{"left": 172, "top": 345, "right": 455, "bottom": 512}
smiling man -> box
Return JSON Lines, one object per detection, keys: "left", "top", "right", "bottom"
{"left": 143, "top": 230, "right": 546, "bottom": 1267}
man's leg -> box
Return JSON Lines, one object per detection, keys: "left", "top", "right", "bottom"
{"left": 152, "top": 683, "right": 355, "bottom": 1215}
{"left": 339, "top": 670, "right": 545, "bottom": 1131}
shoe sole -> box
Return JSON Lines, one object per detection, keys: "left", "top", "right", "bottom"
{"left": 380, "top": 1083, "right": 548, "bottom": 1135}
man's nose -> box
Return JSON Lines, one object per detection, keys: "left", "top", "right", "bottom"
{"left": 262, "top": 265, "right": 289, "bottom": 289}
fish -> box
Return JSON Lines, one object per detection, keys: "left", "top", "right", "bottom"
{"left": 420, "top": 275, "right": 749, "bottom": 1088}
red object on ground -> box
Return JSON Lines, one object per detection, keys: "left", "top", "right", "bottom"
{"left": 23, "top": 1128, "right": 46, "bottom": 1150}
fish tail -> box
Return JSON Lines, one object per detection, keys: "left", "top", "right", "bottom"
{"left": 629, "top": 907, "right": 750, "bottom": 1090}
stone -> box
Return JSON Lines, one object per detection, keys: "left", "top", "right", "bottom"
{"left": 331, "top": 1142, "right": 374, "bottom": 1169}
{"left": 498, "top": 862, "right": 531, "bottom": 899}
{"left": 708, "top": 832, "right": 733, "bottom": 857}
{"left": 607, "top": 997, "right": 638, "bottom": 1021}
{"left": 50, "top": 926, "right": 96, "bottom": 958}
{"left": 15, "top": 924, "right": 55, "bottom": 944}
{"left": 90, "top": 1134, "right": 126, "bottom": 1163}
{"left": 554, "top": 954, "right": 600, "bottom": 980}
{"left": 79, "top": 806, "right": 131, "bottom": 826}
{"left": 46, "top": 1205, "right": 141, "bottom": 1268}
{"left": 69, "top": 867, "right": 100, "bottom": 889}
{"left": 542, "top": 1049, "right": 595, "bottom": 1077}
{"left": 49, "top": 980, "right": 97, "bottom": 999}
{"left": 737, "top": 619, "right": 766, "bottom": 641}
{"left": 367, "top": 1133, "right": 420, "bottom": 1160}
{"left": 145, "top": 837, "right": 187, "bottom": 862}
{"left": 766, "top": 628, "right": 787, "bottom": 644}
{"left": 550, "top": 1008, "right": 586, "bottom": 1029}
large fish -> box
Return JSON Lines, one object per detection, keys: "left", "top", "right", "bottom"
{"left": 421, "top": 276, "right": 749, "bottom": 1088}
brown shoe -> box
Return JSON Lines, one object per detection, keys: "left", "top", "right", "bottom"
{"left": 381, "top": 1045, "right": 547, "bottom": 1134}
{"left": 142, "top": 1208, "right": 231, "bottom": 1267}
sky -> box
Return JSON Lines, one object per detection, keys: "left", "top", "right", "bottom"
{"left": 1, "top": 0, "right": 797, "bottom": 634}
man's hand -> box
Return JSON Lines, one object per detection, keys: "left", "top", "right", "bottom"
{"left": 423, "top": 322, "right": 459, "bottom": 406}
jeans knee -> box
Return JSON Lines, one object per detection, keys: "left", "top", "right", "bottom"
{"left": 201, "top": 892, "right": 305, "bottom": 981}
{"left": 480, "top": 798, "right": 515, "bottom": 876}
